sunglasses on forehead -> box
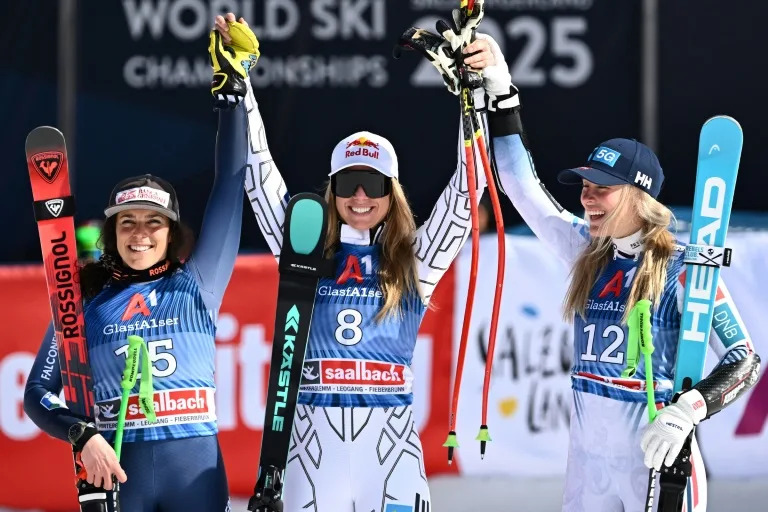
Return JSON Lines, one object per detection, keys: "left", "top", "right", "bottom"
{"left": 331, "top": 170, "right": 392, "bottom": 198}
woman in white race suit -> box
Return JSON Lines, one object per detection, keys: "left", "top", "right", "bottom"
{"left": 212, "top": 13, "right": 502, "bottom": 512}
{"left": 467, "top": 33, "right": 761, "bottom": 512}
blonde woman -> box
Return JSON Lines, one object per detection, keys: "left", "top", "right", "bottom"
{"left": 211, "top": 13, "right": 494, "bottom": 512}
{"left": 468, "top": 34, "right": 761, "bottom": 512}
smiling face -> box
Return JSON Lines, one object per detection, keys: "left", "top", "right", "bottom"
{"left": 115, "top": 209, "right": 171, "bottom": 270}
{"left": 334, "top": 166, "right": 391, "bottom": 231}
{"left": 581, "top": 180, "right": 642, "bottom": 238}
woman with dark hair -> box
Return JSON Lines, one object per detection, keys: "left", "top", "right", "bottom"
{"left": 78, "top": 175, "right": 196, "bottom": 299}
{"left": 23, "top": 58, "right": 251, "bottom": 511}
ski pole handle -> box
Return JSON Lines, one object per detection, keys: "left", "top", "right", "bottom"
{"left": 114, "top": 335, "right": 142, "bottom": 459}
{"left": 633, "top": 299, "right": 657, "bottom": 422}
{"left": 75, "top": 471, "right": 109, "bottom": 512}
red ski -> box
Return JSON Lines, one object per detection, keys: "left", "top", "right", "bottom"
{"left": 25, "top": 126, "right": 108, "bottom": 511}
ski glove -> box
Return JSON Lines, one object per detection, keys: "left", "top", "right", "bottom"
{"left": 472, "top": 34, "right": 520, "bottom": 113}
{"left": 208, "top": 21, "right": 260, "bottom": 110}
{"left": 395, "top": 1, "right": 487, "bottom": 96}
{"left": 396, "top": 27, "right": 461, "bottom": 95}
{"left": 440, "top": 3, "right": 486, "bottom": 53}
{"left": 640, "top": 389, "right": 707, "bottom": 471}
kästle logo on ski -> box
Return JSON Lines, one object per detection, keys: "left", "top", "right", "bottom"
{"left": 271, "top": 305, "right": 300, "bottom": 432}
{"left": 31, "top": 151, "right": 64, "bottom": 183}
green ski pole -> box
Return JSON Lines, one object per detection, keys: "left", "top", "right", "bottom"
{"left": 112, "top": 335, "right": 157, "bottom": 510}
{"left": 628, "top": 299, "right": 657, "bottom": 512}
{"left": 114, "top": 335, "right": 157, "bottom": 458}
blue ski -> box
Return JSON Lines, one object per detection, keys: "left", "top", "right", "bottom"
{"left": 673, "top": 116, "right": 743, "bottom": 393}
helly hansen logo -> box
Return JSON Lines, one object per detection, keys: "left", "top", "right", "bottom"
{"left": 634, "top": 171, "right": 653, "bottom": 190}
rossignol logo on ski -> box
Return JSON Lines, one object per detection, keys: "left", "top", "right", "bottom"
{"left": 31, "top": 151, "right": 64, "bottom": 183}
{"left": 271, "top": 305, "right": 299, "bottom": 432}
{"left": 45, "top": 199, "right": 64, "bottom": 217}
{"left": 682, "top": 176, "right": 726, "bottom": 344}
{"left": 50, "top": 231, "right": 80, "bottom": 339}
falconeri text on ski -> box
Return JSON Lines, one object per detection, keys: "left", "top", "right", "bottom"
{"left": 248, "top": 193, "right": 332, "bottom": 512}
{"left": 662, "top": 115, "right": 743, "bottom": 511}
{"left": 25, "top": 126, "right": 109, "bottom": 511}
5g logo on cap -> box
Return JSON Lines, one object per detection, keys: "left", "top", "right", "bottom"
{"left": 591, "top": 147, "right": 621, "bottom": 167}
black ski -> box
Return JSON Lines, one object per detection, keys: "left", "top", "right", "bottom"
{"left": 248, "top": 193, "right": 332, "bottom": 512}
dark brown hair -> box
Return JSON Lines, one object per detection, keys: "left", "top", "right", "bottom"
{"left": 79, "top": 215, "right": 195, "bottom": 299}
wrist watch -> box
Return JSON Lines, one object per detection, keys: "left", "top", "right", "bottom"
{"left": 67, "top": 421, "right": 98, "bottom": 451}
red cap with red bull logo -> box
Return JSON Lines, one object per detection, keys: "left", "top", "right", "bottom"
{"left": 330, "top": 131, "right": 398, "bottom": 179}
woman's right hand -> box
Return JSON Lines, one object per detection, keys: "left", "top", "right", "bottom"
{"left": 79, "top": 434, "right": 127, "bottom": 490}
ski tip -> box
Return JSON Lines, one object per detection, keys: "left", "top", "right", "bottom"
{"left": 25, "top": 126, "right": 66, "bottom": 154}
{"left": 703, "top": 115, "right": 742, "bottom": 131}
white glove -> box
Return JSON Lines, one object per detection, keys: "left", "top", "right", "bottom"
{"left": 640, "top": 390, "right": 707, "bottom": 471}
{"left": 472, "top": 33, "right": 519, "bottom": 112}
{"left": 439, "top": 4, "right": 485, "bottom": 53}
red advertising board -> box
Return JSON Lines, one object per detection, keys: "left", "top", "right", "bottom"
{"left": 0, "top": 256, "right": 457, "bottom": 510}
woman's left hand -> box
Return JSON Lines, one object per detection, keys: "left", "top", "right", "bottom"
{"left": 640, "top": 390, "right": 707, "bottom": 471}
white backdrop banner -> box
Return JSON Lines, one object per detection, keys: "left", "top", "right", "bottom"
{"left": 452, "top": 231, "right": 768, "bottom": 477}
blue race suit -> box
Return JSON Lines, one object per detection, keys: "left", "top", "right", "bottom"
{"left": 24, "top": 104, "right": 249, "bottom": 512}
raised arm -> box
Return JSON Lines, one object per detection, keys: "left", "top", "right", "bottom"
{"left": 473, "top": 34, "right": 588, "bottom": 266}
{"left": 186, "top": 27, "right": 258, "bottom": 312}
{"left": 210, "top": 15, "right": 288, "bottom": 260}
{"left": 242, "top": 79, "right": 289, "bottom": 258}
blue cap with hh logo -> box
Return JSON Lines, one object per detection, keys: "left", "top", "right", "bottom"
{"left": 557, "top": 138, "right": 664, "bottom": 198}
